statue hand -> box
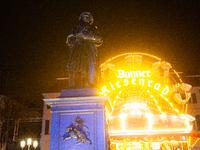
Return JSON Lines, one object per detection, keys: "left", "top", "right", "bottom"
{"left": 67, "top": 36, "right": 75, "bottom": 48}
{"left": 69, "top": 45, "right": 74, "bottom": 50}
{"left": 76, "top": 33, "right": 84, "bottom": 39}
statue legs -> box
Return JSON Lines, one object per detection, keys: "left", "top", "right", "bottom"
{"left": 68, "top": 70, "right": 86, "bottom": 88}
{"left": 84, "top": 56, "right": 97, "bottom": 88}
{"left": 68, "top": 70, "right": 75, "bottom": 87}
{"left": 68, "top": 66, "right": 97, "bottom": 88}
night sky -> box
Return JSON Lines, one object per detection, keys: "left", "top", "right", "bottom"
{"left": 0, "top": 1, "right": 200, "bottom": 102}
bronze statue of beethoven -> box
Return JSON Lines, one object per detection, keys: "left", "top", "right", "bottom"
{"left": 66, "top": 12, "right": 103, "bottom": 88}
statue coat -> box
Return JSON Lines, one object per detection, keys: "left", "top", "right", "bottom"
{"left": 67, "top": 22, "right": 102, "bottom": 86}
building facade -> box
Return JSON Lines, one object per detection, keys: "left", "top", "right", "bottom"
{"left": 188, "top": 86, "right": 200, "bottom": 149}
{"left": 41, "top": 93, "right": 60, "bottom": 150}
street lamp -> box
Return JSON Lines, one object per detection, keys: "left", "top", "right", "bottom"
{"left": 20, "top": 138, "right": 38, "bottom": 150}
{"left": 20, "top": 140, "right": 25, "bottom": 150}
{"left": 27, "top": 138, "right": 32, "bottom": 150}
{"left": 33, "top": 140, "right": 38, "bottom": 150}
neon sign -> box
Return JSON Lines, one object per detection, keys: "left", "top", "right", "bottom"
{"left": 100, "top": 53, "right": 192, "bottom": 116}
{"left": 100, "top": 53, "right": 194, "bottom": 149}
{"left": 101, "top": 70, "right": 169, "bottom": 96}
{"left": 117, "top": 70, "right": 151, "bottom": 78}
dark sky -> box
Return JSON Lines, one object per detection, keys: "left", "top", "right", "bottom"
{"left": 0, "top": 1, "right": 200, "bottom": 99}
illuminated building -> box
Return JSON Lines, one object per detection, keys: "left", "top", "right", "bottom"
{"left": 99, "top": 52, "right": 199, "bottom": 150}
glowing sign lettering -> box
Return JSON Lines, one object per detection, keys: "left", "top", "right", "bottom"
{"left": 102, "top": 86, "right": 110, "bottom": 96}
{"left": 162, "top": 86, "right": 169, "bottom": 95}
{"left": 101, "top": 78, "right": 170, "bottom": 96}
{"left": 148, "top": 80, "right": 153, "bottom": 87}
{"left": 124, "top": 79, "right": 129, "bottom": 86}
{"left": 110, "top": 83, "right": 115, "bottom": 90}
{"left": 154, "top": 83, "right": 161, "bottom": 90}
{"left": 116, "top": 81, "right": 121, "bottom": 87}
{"left": 101, "top": 69, "right": 170, "bottom": 98}
{"left": 132, "top": 78, "right": 136, "bottom": 85}
{"left": 117, "top": 70, "right": 151, "bottom": 78}
{"left": 139, "top": 79, "right": 145, "bottom": 85}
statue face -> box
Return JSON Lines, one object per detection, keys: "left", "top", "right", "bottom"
{"left": 81, "top": 15, "right": 90, "bottom": 23}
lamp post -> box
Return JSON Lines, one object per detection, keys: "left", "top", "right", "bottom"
{"left": 20, "top": 138, "right": 38, "bottom": 150}
{"left": 33, "top": 140, "right": 38, "bottom": 150}
{"left": 20, "top": 140, "right": 25, "bottom": 150}
{"left": 27, "top": 138, "right": 32, "bottom": 150}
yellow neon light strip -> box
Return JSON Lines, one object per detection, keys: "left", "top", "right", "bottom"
{"left": 188, "top": 136, "right": 191, "bottom": 147}
{"left": 185, "top": 104, "right": 188, "bottom": 113}
{"left": 109, "top": 129, "right": 191, "bottom": 134}
{"left": 146, "top": 92, "right": 163, "bottom": 114}
{"left": 100, "top": 53, "right": 132, "bottom": 67}
{"left": 119, "top": 114, "right": 127, "bottom": 130}
{"left": 171, "top": 68, "right": 183, "bottom": 83}
{"left": 147, "top": 90, "right": 180, "bottom": 114}
{"left": 191, "top": 138, "right": 200, "bottom": 148}
{"left": 132, "top": 52, "right": 161, "bottom": 61}
{"left": 100, "top": 52, "right": 161, "bottom": 67}
{"left": 148, "top": 114, "right": 152, "bottom": 131}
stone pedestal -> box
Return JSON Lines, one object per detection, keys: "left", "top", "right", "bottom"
{"left": 43, "top": 88, "right": 111, "bottom": 150}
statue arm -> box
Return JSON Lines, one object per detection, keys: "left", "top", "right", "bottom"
{"left": 82, "top": 125, "right": 89, "bottom": 130}
{"left": 66, "top": 34, "right": 75, "bottom": 49}
{"left": 66, "top": 27, "right": 78, "bottom": 49}
{"left": 92, "top": 26, "right": 103, "bottom": 47}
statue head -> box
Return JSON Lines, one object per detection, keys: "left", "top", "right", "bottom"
{"left": 78, "top": 12, "right": 94, "bottom": 24}
{"left": 66, "top": 125, "right": 74, "bottom": 132}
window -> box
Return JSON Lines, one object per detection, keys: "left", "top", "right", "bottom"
{"left": 47, "top": 105, "right": 51, "bottom": 109}
{"left": 188, "top": 97, "right": 192, "bottom": 103}
{"left": 191, "top": 93, "right": 197, "bottom": 103}
{"left": 45, "top": 120, "right": 50, "bottom": 135}
{"left": 196, "top": 115, "right": 200, "bottom": 131}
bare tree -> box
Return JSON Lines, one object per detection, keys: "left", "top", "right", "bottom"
{"left": 0, "top": 95, "right": 41, "bottom": 150}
